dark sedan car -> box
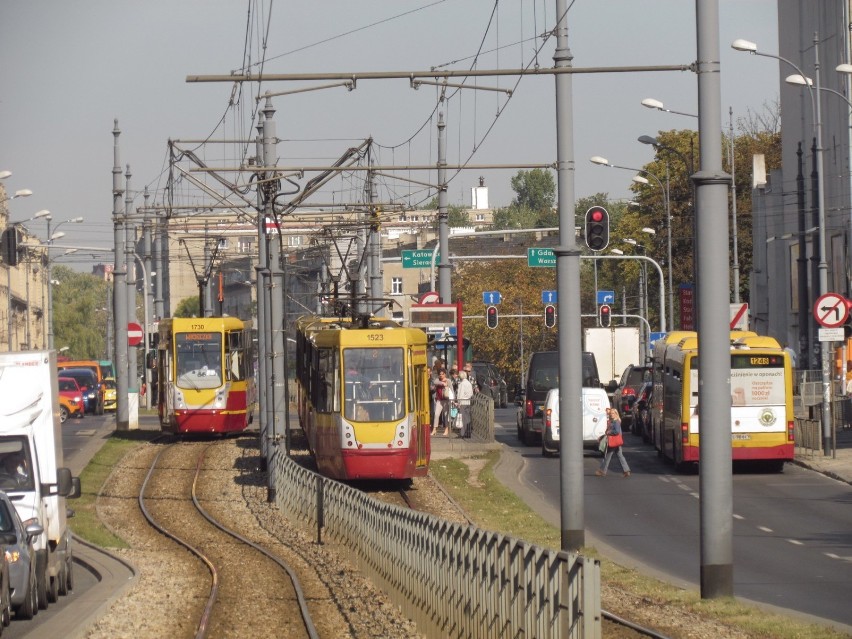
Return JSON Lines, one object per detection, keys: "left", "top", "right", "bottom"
{"left": 472, "top": 361, "right": 508, "bottom": 408}
{"left": 612, "top": 365, "right": 651, "bottom": 433}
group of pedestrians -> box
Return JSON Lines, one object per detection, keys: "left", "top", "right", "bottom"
{"left": 430, "top": 359, "right": 477, "bottom": 438}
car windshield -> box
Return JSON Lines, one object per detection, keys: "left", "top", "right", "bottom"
{"left": 63, "top": 371, "right": 95, "bottom": 388}
{"left": 0, "top": 502, "right": 13, "bottom": 534}
{"left": 58, "top": 379, "right": 78, "bottom": 392}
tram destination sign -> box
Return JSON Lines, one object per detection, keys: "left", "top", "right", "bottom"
{"left": 402, "top": 249, "right": 440, "bottom": 269}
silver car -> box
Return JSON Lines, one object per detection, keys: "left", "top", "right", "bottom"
{"left": 0, "top": 492, "right": 41, "bottom": 620}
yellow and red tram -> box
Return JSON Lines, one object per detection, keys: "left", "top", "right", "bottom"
{"left": 156, "top": 317, "right": 256, "bottom": 434}
{"left": 295, "top": 315, "right": 431, "bottom": 480}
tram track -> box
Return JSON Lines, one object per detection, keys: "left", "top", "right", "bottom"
{"left": 138, "top": 441, "right": 319, "bottom": 639}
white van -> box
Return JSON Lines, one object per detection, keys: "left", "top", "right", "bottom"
{"left": 541, "top": 387, "right": 610, "bottom": 457}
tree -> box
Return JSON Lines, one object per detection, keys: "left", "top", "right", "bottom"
{"left": 492, "top": 169, "right": 557, "bottom": 230}
{"left": 627, "top": 118, "right": 781, "bottom": 322}
{"left": 452, "top": 259, "right": 557, "bottom": 389}
{"left": 510, "top": 169, "right": 555, "bottom": 213}
{"left": 173, "top": 296, "right": 202, "bottom": 318}
{"left": 51, "top": 266, "right": 110, "bottom": 358}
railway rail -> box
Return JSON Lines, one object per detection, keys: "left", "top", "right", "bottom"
{"left": 81, "top": 431, "right": 679, "bottom": 638}
{"left": 138, "top": 440, "right": 318, "bottom": 639}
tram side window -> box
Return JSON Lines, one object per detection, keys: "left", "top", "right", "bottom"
{"left": 226, "top": 330, "right": 244, "bottom": 381}
{"left": 315, "top": 348, "right": 338, "bottom": 413}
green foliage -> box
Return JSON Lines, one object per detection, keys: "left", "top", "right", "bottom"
{"left": 623, "top": 122, "right": 780, "bottom": 324}
{"left": 510, "top": 168, "right": 555, "bottom": 212}
{"left": 453, "top": 259, "right": 558, "bottom": 388}
{"left": 173, "top": 296, "right": 202, "bottom": 317}
{"left": 491, "top": 204, "right": 539, "bottom": 230}
{"left": 424, "top": 196, "right": 470, "bottom": 228}
{"left": 52, "top": 265, "right": 110, "bottom": 359}
{"left": 447, "top": 204, "right": 470, "bottom": 227}
{"left": 492, "top": 169, "right": 558, "bottom": 230}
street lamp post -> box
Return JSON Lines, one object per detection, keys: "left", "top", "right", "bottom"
{"left": 733, "top": 35, "right": 831, "bottom": 456}
{"left": 624, "top": 238, "right": 648, "bottom": 357}
{"left": 591, "top": 156, "right": 674, "bottom": 327}
{"left": 6, "top": 208, "right": 48, "bottom": 350}
{"left": 44, "top": 216, "right": 84, "bottom": 350}
{"left": 0, "top": 189, "right": 33, "bottom": 204}
{"left": 640, "top": 97, "right": 698, "bottom": 119}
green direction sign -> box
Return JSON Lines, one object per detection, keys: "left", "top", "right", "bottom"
{"left": 527, "top": 248, "right": 556, "bottom": 268}
{"left": 402, "top": 249, "right": 439, "bottom": 268}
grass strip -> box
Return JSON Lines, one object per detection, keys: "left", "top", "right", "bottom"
{"left": 70, "top": 431, "right": 159, "bottom": 548}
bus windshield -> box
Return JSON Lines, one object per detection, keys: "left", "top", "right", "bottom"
{"left": 175, "top": 332, "right": 223, "bottom": 389}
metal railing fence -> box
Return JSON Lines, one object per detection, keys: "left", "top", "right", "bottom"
{"left": 469, "top": 392, "right": 495, "bottom": 441}
{"left": 273, "top": 452, "right": 601, "bottom": 639}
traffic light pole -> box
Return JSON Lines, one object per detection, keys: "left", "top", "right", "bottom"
{"left": 553, "top": 0, "right": 584, "bottom": 553}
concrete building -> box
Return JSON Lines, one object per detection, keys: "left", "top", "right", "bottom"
{"left": 750, "top": 2, "right": 852, "bottom": 370}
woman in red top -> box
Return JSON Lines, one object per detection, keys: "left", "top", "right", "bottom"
{"left": 596, "top": 408, "right": 631, "bottom": 477}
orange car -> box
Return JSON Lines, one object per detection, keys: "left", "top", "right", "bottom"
{"left": 58, "top": 376, "right": 85, "bottom": 423}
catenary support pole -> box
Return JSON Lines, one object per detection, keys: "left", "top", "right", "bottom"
{"left": 262, "top": 97, "right": 285, "bottom": 501}
{"left": 553, "top": 0, "right": 584, "bottom": 552}
{"left": 125, "top": 165, "right": 139, "bottom": 419}
{"left": 112, "top": 121, "right": 130, "bottom": 431}
{"left": 255, "top": 112, "right": 270, "bottom": 471}
{"left": 437, "top": 113, "right": 451, "bottom": 303}
{"left": 695, "top": 0, "right": 733, "bottom": 598}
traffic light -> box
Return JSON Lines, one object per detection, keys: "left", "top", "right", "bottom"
{"left": 486, "top": 305, "right": 499, "bottom": 329}
{"left": 544, "top": 304, "right": 556, "bottom": 328}
{"left": 599, "top": 304, "right": 611, "bottom": 328}
{"left": 584, "top": 205, "right": 609, "bottom": 251}
{"left": 1, "top": 228, "right": 20, "bottom": 267}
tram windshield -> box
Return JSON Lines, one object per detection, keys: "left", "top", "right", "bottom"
{"left": 175, "top": 332, "right": 223, "bottom": 389}
{"left": 343, "top": 347, "right": 404, "bottom": 422}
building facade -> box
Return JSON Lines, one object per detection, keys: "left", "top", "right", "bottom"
{"left": 750, "top": 1, "right": 852, "bottom": 369}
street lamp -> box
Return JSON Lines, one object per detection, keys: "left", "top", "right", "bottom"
{"left": 6, "top": 209, "right": 49, "bottom": 350}
{"left": 629, "top": 172, "right": 675, "bottom": 326}
{"left": 1, "top": 189, "right": 33, "bottom": 204}
{"left": 640, "top": 97, "right": 698, "bottom": 118}
{"left": 624, "top": 238, "right": 648, "bottom": 349}
{"left": 733, "top": 35, "right": 831, "bottom": 455}
{"left": 42, "top": 216, "right": 84, "bottom": 351}
{"left": 591, "top": 156, "right": 671, "bottom": 331}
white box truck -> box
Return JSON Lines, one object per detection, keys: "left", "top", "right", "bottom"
{"left": 583, "top": 327, "right": 641, "bottom": 389}
{"left": 0, "top": 351, "right": 80, "bottom": 609}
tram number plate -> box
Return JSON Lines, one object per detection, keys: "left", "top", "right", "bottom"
{"left": 731, "top": 434, "right": 751, "bottom": 441}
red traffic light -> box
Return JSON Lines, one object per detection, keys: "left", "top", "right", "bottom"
{"left": 599, "top": 304, "right": 612, "bottom": 327}
{"left": 584, "top": 206, "right": 610, "bottom": 251}
{"left": 486, "top": 305, "right": 499, "bottom": 329}
{"left": 544, "top": 304, "right": 556, "bottom": 328}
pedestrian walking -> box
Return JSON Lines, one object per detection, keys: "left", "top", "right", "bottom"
{"left": 596, "top": 408, "right": 631, "bottom": 477}
{"left": 456, "top": 370, "right": 474, "bottom": 438}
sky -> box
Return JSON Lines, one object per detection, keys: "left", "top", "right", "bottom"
{"left": 1, "top": 0, "right": 779, "bottom": 270}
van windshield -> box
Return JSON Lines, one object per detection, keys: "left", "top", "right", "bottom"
{"left": 0, "top": 438, "right": 35, "bottom": 492}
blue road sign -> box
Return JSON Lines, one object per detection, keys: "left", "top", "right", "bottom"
{"left": 482, "top": 291, "right": 502, "bottom": 305}
{"left": 649, "top": 331, "right": 666, "bottom": 346}
{"left": 597, "top": 290, "right": 615, "bottom": 305}
{"left": 542, "top": 290, "right": 558, "bottom": 304}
